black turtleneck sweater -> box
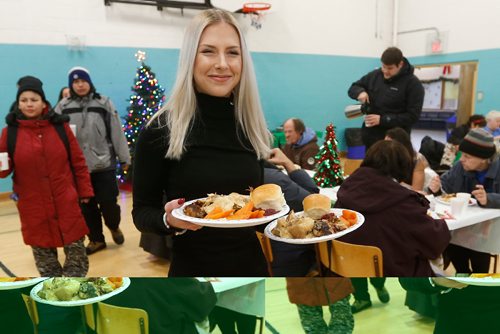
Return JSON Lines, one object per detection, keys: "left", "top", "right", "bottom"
{"left": 132, "top": 93, "right": 268, "bottom": 277}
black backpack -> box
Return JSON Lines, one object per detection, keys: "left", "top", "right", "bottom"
{"left": 7, "top": 123, "right": 71, "bottom": 169}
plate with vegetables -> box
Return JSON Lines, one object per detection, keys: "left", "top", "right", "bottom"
{"left": 171, "top": 184, "right": 290, "bottom": 228}
{"left": 30, "top": 277, "right": 130, "bottom": 307}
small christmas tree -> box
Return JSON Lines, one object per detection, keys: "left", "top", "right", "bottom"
{"left": 313, "top": 123, "right": 344, "bottom": 187}
{"left": 119, "top": 51, "right": 166, "bottom": 183}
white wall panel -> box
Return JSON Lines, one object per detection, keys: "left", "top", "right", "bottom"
{"left": 397, "top": 0, "right": 500, "bottom": 56}
{"left": 0, "top": 0, "right": 394, "bottom": 56}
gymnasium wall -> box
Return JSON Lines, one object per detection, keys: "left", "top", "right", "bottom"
{"left": 1, "top": 0, "right": 499, "bottom": 192}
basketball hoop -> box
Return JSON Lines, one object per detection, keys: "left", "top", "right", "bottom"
{"left": 242, "top": 2, "right": 271, "bottom": 30}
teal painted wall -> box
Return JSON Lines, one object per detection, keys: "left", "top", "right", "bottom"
{"left": 2, "top": 44, "right": 499, "bottom": 193}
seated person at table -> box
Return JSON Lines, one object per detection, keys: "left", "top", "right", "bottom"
{"left": 440, "top": 115, "right": 486, "bottom": 169}
{"left": 385, "top": 127, "right": 431, "bottom": 191}
{"left": 282, "top": 118, "right": 319, "bottom": 170}
{"left": 483, "top": 110, "right": 500, "bottom": 138}
{"left": 265, "top": 147, "right": 320, "bottom": 276}
{"left": 263, "top": 150, "right": 354, "bottom": 333}
{"left": 106, "top": 278, "right": 217, "bottom": 334}
{"left": 335, "top": 140, "right": 451, "bottom": 276}
{"left": 428, "top": 128, "right": 500, "bottom": 273}
{"left": 399, "top": 277, "right": 500, "bottom": 334}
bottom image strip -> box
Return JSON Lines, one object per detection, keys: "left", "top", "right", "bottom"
{"left": 0, "top": 277, "right": 499, "bottom": 333}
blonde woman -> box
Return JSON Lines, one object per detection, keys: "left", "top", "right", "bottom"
{"left": 132, "top": 9, "right": 273, "bottom": 276}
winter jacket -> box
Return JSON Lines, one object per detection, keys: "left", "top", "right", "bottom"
{"left": 282, "top": 128, "right": 319, "bottom": 170}
{"left": 0, "top": 111, "right": 93, "bottom": 248}
{"left": 54, "top": 93, "right": 131, "bottom": 173}
{"left": 440, "top": 158, "right": 500, "bottom": 208}
{"left": 348, "top": 58, "right": 425, "bottom": 148}
{"left": 286, "top": 278, "right": 353, "bottom": 306}
{"left": 335, "top": 167, "right": 451, "bottom": 276}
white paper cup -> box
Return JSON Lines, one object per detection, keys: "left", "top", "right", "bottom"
{"left": 69, "top": 124, "right": 77, "bottom": 136}
{"left": 364, "top": 115, "right": 373, "bottom": 127}
{"left": 456, "top": 192, "right": 471, "bottom": 204}
{"left": 450, "top": 198, "right": 467, "bottom": 216}
{"left": 0, "top": 152, "right": 9, "bottom": 171}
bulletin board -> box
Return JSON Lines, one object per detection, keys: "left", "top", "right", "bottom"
{"left": 422, "top": 81, "right": 442, "bottom": 109}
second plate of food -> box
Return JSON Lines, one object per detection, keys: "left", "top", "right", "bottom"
{"left": 264, "top": 208, "right": 365, "bottom": 244}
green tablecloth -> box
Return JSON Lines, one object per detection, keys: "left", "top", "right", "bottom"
{"left": 1, "top": 278, "right": 216, "bottom": 334}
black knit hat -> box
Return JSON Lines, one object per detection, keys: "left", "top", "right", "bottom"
{"left": 16, "top": 76, "right": 47, "bottom": 103}
{"left": 17, "top": 75, "right": 42, "bottom": 87}
{"left": 459, "top": 128, "right": 496, "bottom": 159}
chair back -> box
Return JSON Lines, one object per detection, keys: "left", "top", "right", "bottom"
{"left": 316, "top": 240, "right": 383, "bottom": 277}
{"left": 256, "top": 232, "right": 274, "bottom": 276}
{"left": 96, "top": 302, "right": 149, "bottom": 334}
{"left": 21, "top": 294, "right": 39, "bottom": 334}
{"left": 83, "top": 304, "right": 96, "bottom": 331}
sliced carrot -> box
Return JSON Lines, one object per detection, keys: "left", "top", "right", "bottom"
{"left": 206, "top": 209, "right": 234, "bottom": 220}
{"left": 249, "top": 210, "right": 265, "bottom": 219}
{"left": 235, "top": 201, "right": 254, "bottom": 215}
{"left": 106, "top": 277, "right": 123, "bottom": 289}
{"left": 342, "top": 210, "right": 356, "bottom": 219}
{"left": 341, "top": 210, "right": 357, "bottom": 226}
{"left": 227, "top": 212, "right": 252, "bottom": 220}
{"left": 207, "top": 206, "right": 223, "bottom": 216}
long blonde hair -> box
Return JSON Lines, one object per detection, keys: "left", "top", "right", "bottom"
{"left": 149, "top": 9, "right": 272, "bottom": 160}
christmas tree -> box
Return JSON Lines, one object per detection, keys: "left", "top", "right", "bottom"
{"left": 119, "top": 51, "right": 166, "bottom": 183}
{"left": 313, "top": 123, "right": 344, "bottom": 187}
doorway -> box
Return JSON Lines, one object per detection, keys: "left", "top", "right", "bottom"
{"left": 410, "top": 61, "right": 478, "bottom": 149}
{"left": 414, "top": 61, "right": 478, "bottom": 127}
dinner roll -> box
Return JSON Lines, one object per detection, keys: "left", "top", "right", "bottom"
{"left": 250, "top": 184, "right": 285, "bottom": 210}
{"left": 303, "top": 194, "right": 331, "bottom": 219}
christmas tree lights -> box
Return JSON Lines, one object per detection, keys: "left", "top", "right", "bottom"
{"left": 313, "top": 123, "right": 344, "bottom": 188}
{"left": 118, "top": 52, "right": 165, "bottom": 183}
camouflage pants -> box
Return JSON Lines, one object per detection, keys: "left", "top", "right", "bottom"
{"left": 296, "top": 296, "right": 354, "bottom": 334}
{"left": 31, "top": 237, "right": 89, "bottom": 277}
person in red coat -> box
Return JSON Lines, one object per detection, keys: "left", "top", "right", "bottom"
{"left": 0, "top": 77, "right": 94, "bottom": 276}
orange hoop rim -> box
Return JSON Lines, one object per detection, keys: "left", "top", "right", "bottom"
{"left": 242, "top": 2, "right": 271, "bottom": 13}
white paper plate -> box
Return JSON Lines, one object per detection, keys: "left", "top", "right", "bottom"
{"left": 172, "top": 198, "right": 290, "bottom": 228}
{"left": 435, "top": 196, "right": 477, "bottom": 206}
{"left": 0, "top": 277, "right": 48, "bottom": 290}
{"left": 448, "top": 276, "right": 500, "bottom": 286}
{"left": 264, "top": 208, "right": 365, "bottom": 244}
{"left": 30, "top": 277, "right": 131, "bottom": 307}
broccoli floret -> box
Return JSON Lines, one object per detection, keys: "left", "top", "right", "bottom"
{"left": 78, "top": 282, "right": 99, "bottom": 299}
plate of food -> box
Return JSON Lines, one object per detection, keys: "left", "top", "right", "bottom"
{"left": 448, "top": 274, "right": 500, "bottom": 286}
{"left": 171, "top": 184, "right": 290, "bottom": 228}
{"left": 435, "top": 193, "right": 477, "bottom": 206}
{"left": 0, "top": 277, "right": 48, "bottom": 290}
{"left": 30, "top": 277, "right": 130, "bottom": 307}
{"left": 264, "top": 194, "right": 365, "bottom": 244}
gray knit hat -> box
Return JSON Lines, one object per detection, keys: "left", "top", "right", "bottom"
{"left": 459, "top": 128, "right": 496, "bottom": 159}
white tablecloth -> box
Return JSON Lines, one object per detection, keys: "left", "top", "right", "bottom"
{"left": 197, "top": 278, "right": 265, "bottom": 317}
{"left": 432, "top": 200, "right": 500, "bottom": 253}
